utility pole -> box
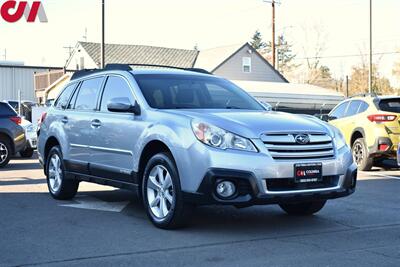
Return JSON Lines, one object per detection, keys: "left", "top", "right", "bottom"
{"left": 83, "top": 27, "right": 88, "bottom": 42}
{"left": 272, "top": 0, "right": 276, "bottom": 68}
{"left": 346, "top": 75, "right": 349, "bottom": 98}
{"left": 2, "top": 49, "right": 6, "bottom": 61}
{"left": 100, "top": 0, "right": 105, "bottom": 69}
{"left": 368, "top": 0, "right": 373, "bottom": 94}
{"left": 263, "top": 1, "right": 280, "bottom": 68}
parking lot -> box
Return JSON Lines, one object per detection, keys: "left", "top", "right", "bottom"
{"left": 1, "top": 155, "right": 399, "bottom": 267}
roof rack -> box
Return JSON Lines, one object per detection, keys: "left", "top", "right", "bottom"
{"left": 349, "top": 92, "right": 378, "bottom": 98}
{"left": 70, "top": 64, "right": 211, "bottom": 80}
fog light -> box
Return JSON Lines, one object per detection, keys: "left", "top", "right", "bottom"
{"left": 216, "top": 181, "right": 236, "bottom": 199}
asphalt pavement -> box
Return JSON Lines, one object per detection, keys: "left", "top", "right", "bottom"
{"left": 0, "top": 155, "right": 399, "bottom": 267}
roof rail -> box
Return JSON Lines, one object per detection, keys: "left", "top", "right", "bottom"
{"left": 125, "top": 64, "right": 212, "bottom": 74}
{"left": 349, "top": 92, "right": 378, "bottom": 98}
{"left": 70, "top": 69, "right": 103, "bottom": 80}
{"left": 70, "top": 64, "right": 212, "bottom": 81}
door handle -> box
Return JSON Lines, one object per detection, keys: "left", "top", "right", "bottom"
{"left": 61, "top": 116, "right": 68, "bottom": 124}
{"left": 91, "top": 119, "right": 102, "bottom": 128}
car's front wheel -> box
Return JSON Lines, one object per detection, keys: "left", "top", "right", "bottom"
{"left": 352, "top": 138, "right": 373, "bottom": 171}
{"left": 142, "top": 152, "right": 193, "bottom": 229}
{"left": 46, "top": 146, "right": 79, "bottom": 200}
{"left": 20, "top": 147, "right": 34, "bottom": 158}
{"left": 279, "top": 200, "right": 327, "bottom": 216}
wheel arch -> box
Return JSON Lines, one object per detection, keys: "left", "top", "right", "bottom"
{"left": 350, "top": 128, "right": 365, "bottom": 147}
{"left": 44, "top": 136, "right": 61, "bottom": 166}
{"left": 0, "top": 131, "right": 15, "bottom": 154}
{"left": 138, "top": 140, "right": 175, "bottom": 188}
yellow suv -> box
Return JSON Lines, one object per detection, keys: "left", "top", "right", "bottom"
{"left": 327, "top": 94, "right": 400, "bottom": 171}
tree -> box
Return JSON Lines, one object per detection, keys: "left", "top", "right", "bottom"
{"left": 393, "top": 56, "right": 400, "bottom": 82}
{"left": 250, "top": 30, "right": 267, "bottom": 50}
{"left": 349, "top": 63, "right": 395, "bottom": 95}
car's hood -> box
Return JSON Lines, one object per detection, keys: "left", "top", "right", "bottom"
{"left": 162, "top": 110, "right": 332, "bottom": 139}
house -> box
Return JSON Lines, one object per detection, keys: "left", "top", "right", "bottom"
{"left": 65, "top": 42, "right": 288, "bottom": 83}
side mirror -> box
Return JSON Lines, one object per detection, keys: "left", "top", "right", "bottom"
{"left": 317, "top": 114, "right": 336, "bottom": 122}
{"left": 107, "top": 97, "right": 141, "bottom": 115}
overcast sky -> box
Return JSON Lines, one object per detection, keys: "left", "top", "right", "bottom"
{"left": 1, "top": 0, "right": 399, "bottom": 86}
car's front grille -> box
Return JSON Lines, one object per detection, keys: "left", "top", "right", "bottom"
{"left": 265, "top": 176, "right": 339, "bottom": 192}
{"left": 262, "top": 132, "right": 335, "bottom": 160}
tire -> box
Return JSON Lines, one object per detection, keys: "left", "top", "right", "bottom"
{"left": 352, "top": 138, "right": 373, "bottom": 171}
{"left": 279, "top": 200, "right": 327, "bottom": 216}
{"left": 0, "top": 137, "right": 11, "bottom": 168}
{"left": 46, "top": 146, "right": 79, "bottom": 200}
{"left": 142, "top": 152, "right": 193, "bottom": 229}
{"left": 20, "top": 147, "right": 34, "bottom": 158}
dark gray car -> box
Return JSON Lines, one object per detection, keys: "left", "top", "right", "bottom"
{"left": 0, "top": 102, "right": 26, "bottom": 167}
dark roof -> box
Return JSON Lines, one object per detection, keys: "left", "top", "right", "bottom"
{"left": 79, "top": 42, "right": 199, "bottom": 69}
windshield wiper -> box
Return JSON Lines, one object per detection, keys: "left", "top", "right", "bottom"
{"left": 226, "top": 106, "right": 242, "bottom": 109}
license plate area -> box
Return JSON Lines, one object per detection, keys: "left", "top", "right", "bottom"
{"left": 294, "top": 163, "right": 322, "bottom": 183}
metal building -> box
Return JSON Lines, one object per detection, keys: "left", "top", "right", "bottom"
{"left": 0, "top": 63, "right": 64, "bottom": 102}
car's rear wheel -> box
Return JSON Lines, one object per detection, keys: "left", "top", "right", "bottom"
{"left": 20, "top": 147, "right": 34, "bottom": 158}
{"left": 352, "top": 138, "right": 373, "bottom": 171}
{"left": 0, "top": 137, "right": 11, "bottom": 168}
{"left": 46, "top": 146, "right": 79, "bottom": 200}
{"left": 279, "top": 200, "right": 327, "bottom": 216}
{"left": 142, "top": 152, "right": 193, "bottom": 229}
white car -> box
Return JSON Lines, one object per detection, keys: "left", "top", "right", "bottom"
{"left": 20, "top": 118, "right": 37, "bottom": 158}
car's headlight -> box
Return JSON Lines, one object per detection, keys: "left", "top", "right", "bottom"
{"left": 26, "top": 124, "right": 35, "bottom": 133}
{"left": 191, "top": 120, "right": 258, "bottom": 152}
{"left": 331, "top": 126, "right": 347, "bottom": 150}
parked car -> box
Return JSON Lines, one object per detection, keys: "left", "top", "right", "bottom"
{"left": 38, "top": 64, "right": 357, "bottom": 229}
{"left": 20, "top": 118, "right": 37, "bottom": 158}
{"left": 0, "top": 102, "right": 26, "bottom": 168}
{"left": 326, "top": 94, "right": 400, "bottom": 171}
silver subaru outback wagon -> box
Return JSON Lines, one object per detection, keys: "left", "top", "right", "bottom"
{"left": 38, "top": 64, "right": 357, "bottom": 229}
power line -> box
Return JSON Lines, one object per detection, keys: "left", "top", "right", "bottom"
{"left": 293, "top": 51, "right": 400, "bottom": 61}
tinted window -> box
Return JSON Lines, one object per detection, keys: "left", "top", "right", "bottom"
{"left": 358, "top": 101, "right": 369, "bottom": 113}
{"left": 378, "top": 98, "right": 400, "bottom": 113}
{"left": 100, "top": 76, "right": 134, "bottom": 112}
{"left": 330, "top": 101, "right": 349, "bottom": 120}
{"left": 345, "top": 100, "right": 362, "bottom": 117}
{"left": 0, "top": 103, "right": 17, "bottom": 117}
{"left": 55, "top": 84, "right": 76, "bottom": 109}
{"left": 135, "top": 74, "right": 263, "bottom": 110}
{"left": 74, "top": 77, "right": 103, "bottom": 110}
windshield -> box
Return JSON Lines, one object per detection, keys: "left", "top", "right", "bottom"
{"left": 378, "top": 98, "right": 400, "bottom": 113}
{"left": 134, "top": 74, "right": 264, "bottom": 110}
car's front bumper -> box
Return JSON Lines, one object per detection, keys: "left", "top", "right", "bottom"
{"left": 182, "top": 164, "right": 357, "bottom": 206}
{"left": 174, "top": 139, "right": 356, "bottom": 206}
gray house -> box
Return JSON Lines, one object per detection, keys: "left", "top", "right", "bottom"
{"left": 65, "top": 42, "right": 288, "bottom": 83}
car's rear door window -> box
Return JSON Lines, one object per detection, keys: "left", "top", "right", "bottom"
{"left": 74, "top": 77, "right": 104, "bottom": 111}
{"left": 378, "top": 98, "right": 400, "bottom": 113}
{"left": 358, "top": 101, "right": 369, "bottom": 113}
{"left": 345, "top": 100, "right": 362, "bottom": 117}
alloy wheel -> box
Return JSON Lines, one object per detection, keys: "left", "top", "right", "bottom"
{"left": 353, "top": 142, "right": 364, "bottom": 165}
{"left": 0, "top": 143, "right": 8, "bottom": 164}
{"left": 48, "top": 154, "right": 63, "bottom": 193}
{"left": 146, "top": 165, "right": 175, "bottom": 219}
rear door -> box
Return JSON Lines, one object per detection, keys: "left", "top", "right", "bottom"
{"left": 64, "top": 77, "right": 105, "bottom": 174}
{"left": 89, "top": 75, "right": 144, "bottom": 183}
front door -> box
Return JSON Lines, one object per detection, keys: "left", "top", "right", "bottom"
{"left": 89, "top": 75, "right": 144, "bottom": 183}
